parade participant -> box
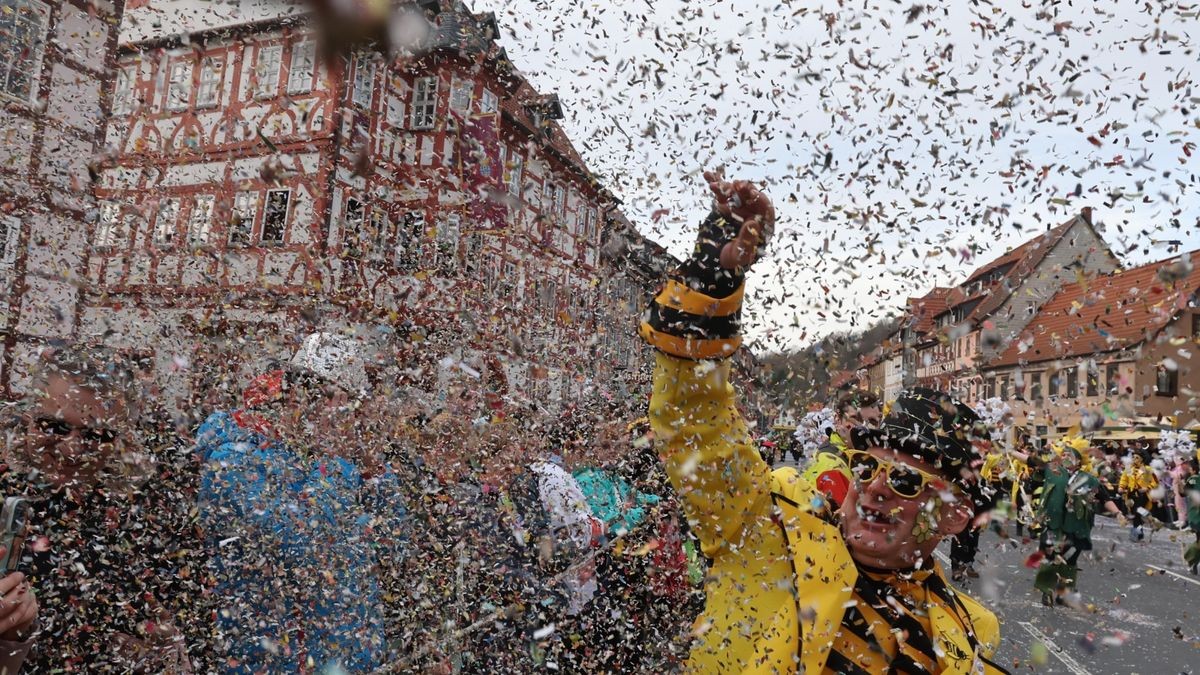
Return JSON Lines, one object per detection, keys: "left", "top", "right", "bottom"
{"left": 1182, "top": 458, "right": 1200, "bottom": 575}
{"left": 795, "top": 392, "right": 874, "bottom": 509}
{"left": 1119, "top": 450, "right": 1159, "bottom": 541}
{"left": 639, "top": 172, "right": 1008, "bottom": 674}
{"left": 193, "top": 332, "right": 407, "bottom": 672}
{"left": 1031, "top": 443, "right": 1123, "bottom": 606}
{"left": 6, "top": 345, "right": 197, "bottom": 672}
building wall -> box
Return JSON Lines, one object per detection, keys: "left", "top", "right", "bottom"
{"left": 982, "top": 217, "right": 1120, "bottom": 361}
{"left": 1132, "top": 309, "right": 1200, "bottom": 426}
{"left": 87, "top": 19, "right": 651, "bottom": 410}
{"left": 0, "top": 0, "right": 126, "bottom": 392}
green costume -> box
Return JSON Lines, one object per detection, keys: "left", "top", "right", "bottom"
{"left": 1035, "top": 464, "right": 1112, "bottom": 601}
{"left": 1184, "top": 474, "right": 1200, "bottom": 573}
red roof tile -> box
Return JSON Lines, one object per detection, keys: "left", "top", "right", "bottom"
{"left": 991, "top": 250, "right": 1200, "bottom": 367}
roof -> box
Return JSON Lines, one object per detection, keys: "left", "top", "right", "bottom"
{"left": 908, "top": 287, "right": 953, "bottom": 335}
{"left": 940, "top": 212, "right": 1084, "bottom": 326}
{"left": 990, "top": 250, "right": 1200, "bottom": 367}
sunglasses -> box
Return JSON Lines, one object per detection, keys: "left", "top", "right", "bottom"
{"left": 34, "top": 416, "right": 119, "bottom": 444}
{"left": 844, "top": 449, "right": 950, "bottom": 499}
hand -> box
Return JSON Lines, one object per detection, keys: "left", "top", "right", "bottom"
{"left": 702, "top": 169, "right": 775, "bottom": 270}
{"left": 0, "top": 565, "right": 36, "bottom": 641}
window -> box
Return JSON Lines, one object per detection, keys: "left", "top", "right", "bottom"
{"left": 196, "top": 57, "right": 223, "bottom": 108}
{"left": 449, "top": 76, "right": 472, "bottom": 114}
{"left": 113, "top": 68, "right": 134, "bottom": 115}
{"left": 352, "top": 55, "right": 375, "bottom": 108}
{"left": 480, "top": 88, "right": 498, "bottom": 114}
{"left": 1193, "top": 313, "right": 1200, "bottom": 341}
{"left": 255, "top": 45, "right": 282, "bottom": 98}
{"left": 229, "top": 191, "right": 256, "bottom": 246}
{"left": 984, "top": 378, "right": 995, "bottom": 400}
{"left": 411, "top": 76, "right": 438, "bottom": 129}
{"left": 386, "top": 91, "right": 406, "bottom": 126}
{"left": 0, "top": 215, "right": 19, "bottom": 264}
{"left": 1030, "top": 373, "right": 1042, "bottom": 402}
{"left": 1106, "top": 363, "right": 1121, "bottom": 395}
{"left": 1086, "top": 362, "right": 1100, "bottom": 397}
{"left": 419, "top": 135, "right": 435, "bottom": 166}
{"left": 435, "top": 213, "right": 460, "bottom": 272}
{"left": 1156, "top": 363, "right": 1178, "bottom": 396}
{"left": 343, "top": 197, "right": 365, "bottom": 254}
{"left": 287, "top": 42, "right": 316, "bottom": 94}
{"left": 464, "top": 232, "right": 483, "bottom": 274}
{"left": 188, "top": 195, "right": 214, "bottom": 245}
{"left": 154, "top": 199, "right": 179, "bottom": 247}
{"left": 1065, "top": 366, "right": 1079, "bottom": 398}
{"left": 0, "top": 0, "right": 49, "bottom": 103}
{"left": 999, "top": 375, "right": 1009, "bottom": 400}
{"left": 506, "top": 150, "right": 523, "bottom": 196}
{"left": 167, "top": 61, "right": 192, "bottom": 111}
{"left": 261, "top": 189, "right": 290, "bottom": 244}
{"left": 368, "top": 207, "right": 389, "bottom": 254}
{"left": 396, "top": 210, "right": 425, "bottom": 271}
{"left": 96, "top": 202, "right": 122, "bottom": 249}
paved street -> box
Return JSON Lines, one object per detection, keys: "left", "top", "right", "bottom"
{"left": 936, "top": 519, "right": 1200, "bottom": 675}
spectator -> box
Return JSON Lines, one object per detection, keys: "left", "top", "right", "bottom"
{"left": 193, "top": 331, "right": 408, "bottom": 672}
{"left": 4, "top": 344, "right": 199, "bottom": 672}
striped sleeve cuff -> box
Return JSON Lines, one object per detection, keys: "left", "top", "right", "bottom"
{"left": 638, "top": 279, "right": 744, "bottom": 360}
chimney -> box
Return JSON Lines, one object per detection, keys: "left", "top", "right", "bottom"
{"left": 1079, "top": 206, "right": 1093, "bottom": 225}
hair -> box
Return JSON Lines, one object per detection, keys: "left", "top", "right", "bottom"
{"left": 31, "top": 343, "right": 144, "bottom": 422}
{"left": 835, "top": 389, "right": 880, "bottom": 418}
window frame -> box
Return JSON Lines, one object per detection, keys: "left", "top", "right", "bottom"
{"left": 286, "top": 41, "right": 316, "bottom": 95}
{"left": 166, "top": 60, "right": 193, "bottom": 112}
{"left": 1156, "top": 364, "right": 1179, "bottom": 397}
{"left": 479, "top": 88, "right": 498, "bottom": 114}
{"left": 506, "top": 150, "right": 523, "bottom": 196}
{"left": 96, "top": 202, "right": 122, "bottom": 249}
{"left": 449, "top": 76, "right": 473, "bottom": 114}
{"left": 260, "top": 188, "right": 291, "bottom": 245}
{"left": 0, "top": 214, "right": 20, "bottom": 264}
{"left": 352, "top": 54, "right": 376, "bottom": 108}
{"left": 188, "top": 195, "right": 215, "bottom": 246}
{"left": 113, "top": 67, "right": 135, "bottom": 116}
{"left": 395, "top": 210, "right": 425, "bottom": 271}
{"left": 0, "top": 0, "right": 50, "bottom": 104}
{"left": 229, "top": 191, "right": 257, "bottom": 246}
{"left": 153, "top": 198, "right": 180, "bottom": 247}
{"left": 196, "top": 57, "right": 224, "bottom": 108}
{"left": 411, "top": 76, "right": 438, "bottom": 130}
{"left": 343, "top": 196, "right": 366, "bottom": 255}
{"left": 1106, "top": 363, "right": 1121, "bottom": 395}
{"left": 255, "top": 45, "right": 283, "bottom": 99}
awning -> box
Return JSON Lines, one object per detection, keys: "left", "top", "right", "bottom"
{"left": 1087, "top": 429, "right": 1162, "bottom": 441}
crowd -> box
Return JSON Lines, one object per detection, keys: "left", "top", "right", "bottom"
{"left": 0, "top": 171, "right": 1197, "bottom": 674}
{"left": 0, "top": 331, "right": 706, "bottom": 672}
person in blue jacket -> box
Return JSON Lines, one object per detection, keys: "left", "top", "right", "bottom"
{"left": 193, "top": 332, "right": 409, "bottom": 673}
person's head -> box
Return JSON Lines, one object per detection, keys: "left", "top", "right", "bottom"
{"left": 839, "top": 388, "right": 989, "bottom": 570}
{"left": 19, "top": 345, "right": 142, "bottom": 489}
{"left": 833, "top": 390, "right": 881, "bottom": 441}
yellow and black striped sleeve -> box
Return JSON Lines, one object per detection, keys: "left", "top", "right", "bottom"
{"left": 638, "top": 278, "right": 744, "bottom": 360}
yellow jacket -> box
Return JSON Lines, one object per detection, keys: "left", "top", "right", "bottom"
{"left": 650, "top": 353, "right": 1005, "bottom": 674}
{"left": 1119, "top": 465, "right": 1158, "bottom": 492}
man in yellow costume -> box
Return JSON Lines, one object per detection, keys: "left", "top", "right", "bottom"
{"left": 638, "top": 172, "right": 1008, "bottom": 674}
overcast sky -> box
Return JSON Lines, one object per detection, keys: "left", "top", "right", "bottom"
{"left": 468, "top": 0, "right": 1200, "bottom": 354}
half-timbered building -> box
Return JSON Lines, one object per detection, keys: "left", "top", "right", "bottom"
{"left": 90, "top": 0, "right": 664, "bottom": 410}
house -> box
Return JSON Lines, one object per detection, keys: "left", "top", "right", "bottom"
{"left": 0, "top": 0, "right": 127, "bottom": 392}
{"left": 984, "top": 251, "right": 1200, "bottom": 441}
{"left": 901, "top": 210, "right": 1119, "bottom": 402}
{"left": 85, "top": 0, "right": 662, "bottom": 410}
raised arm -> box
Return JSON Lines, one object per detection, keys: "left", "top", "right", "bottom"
{"left": 638, "top": 172, "right": 776, "bottom": 558}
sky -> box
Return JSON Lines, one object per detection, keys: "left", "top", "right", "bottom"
{"left": 466, "top": 0, "right": 1200, "bottom": 354}
{"left": 124, "top": 0, "right": 1200, "bottom": 355}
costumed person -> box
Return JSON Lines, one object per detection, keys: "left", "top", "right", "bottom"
{"left": 638, "top": 171, "right": 1009, "bottom": 674}
{"left": 1119, "top": 449, "right": 1159, "bottom": 541}
{"left": 1182, "top": 456, "right": 1200, "bottom": 575}
{"left": 794, "top": 404, "right": 855, "bottom": 509}
{"left": 1032, "top": 441, "right": 1123, "bottom": 607}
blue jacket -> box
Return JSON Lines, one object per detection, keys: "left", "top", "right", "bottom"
{"left": 194, "top": 412, "right": 408, "bottom": 673}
